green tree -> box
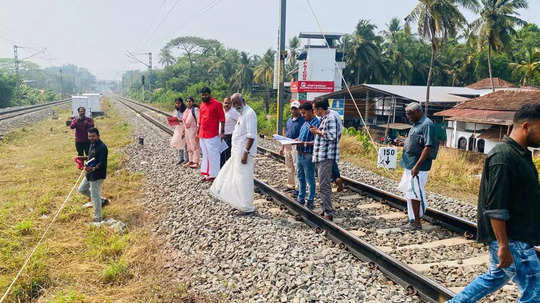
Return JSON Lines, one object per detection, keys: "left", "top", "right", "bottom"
{"left": 406, "top": 0, "right": 478, "bottom": 112}
{"left": 509, "top": 47, "right": 540, "bottom": 86}
{"left": 253, "top": 49, "right": 275, "bottom": 113}
{"left": 472, "top": 0, "right": 528, "bottom": 91}
{"left": 231, "top": 52, "right": 254, "bottom": 93}
{"left": 343, "top": 19, "right": 385, "bottom": 85}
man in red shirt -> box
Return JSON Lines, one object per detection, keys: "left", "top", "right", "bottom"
{"left": 198, "top": 87, "right": 226, "bottom": 181}
{"left": 70, "top": 107, "right": 95, "bottom": 156}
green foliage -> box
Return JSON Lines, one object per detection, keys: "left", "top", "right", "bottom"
{"left": 85, "top": 227, "right": 130, "bottom": 261}
{"left": 50, "top": 290, "right": 85, "bottom": 303}
{"left": 0, "top": 60, "right": 95, "bottom": 108}
{"left": 15, "top": 219, "right": 33, "bottom": 235}
{"left": 102, "top": 259, "right": 131, "bottom": 284}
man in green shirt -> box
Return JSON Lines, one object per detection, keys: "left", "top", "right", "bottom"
{"left": 397, "top": 103, "right": 438, "bottom": 231}
{"left": 448, "top": 103, "right": 540, "bottom": 303}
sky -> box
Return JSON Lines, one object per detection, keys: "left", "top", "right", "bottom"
{"left": 1, "top": 0, "right": 539, "bottom": 80}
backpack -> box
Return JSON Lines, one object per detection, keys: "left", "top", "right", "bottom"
{"left": 191, "top": 107, "right": 198, "bottom": 126}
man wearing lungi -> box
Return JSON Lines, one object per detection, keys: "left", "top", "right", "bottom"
{"left": 210, "top": 93, "right": 257, "bottom": 213}
{"left": 398, "top": 103, "right": 439, "bottom": 231}
{"left": 198, "top": 87, "right": 226, "bottom": 182}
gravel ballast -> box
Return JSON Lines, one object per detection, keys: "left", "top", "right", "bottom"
{"left": 114, "top": 100, "right": 424, "bottom": 302}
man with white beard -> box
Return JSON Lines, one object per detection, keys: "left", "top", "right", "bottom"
{"left": 210, "top": 93, "right": 258, "bottom": 213}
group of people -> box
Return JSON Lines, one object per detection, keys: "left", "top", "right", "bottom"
{"left": 168, "top": 88, "right": 258, "bottom": 212}
{"left": 67, "top": 91, "right": 540, "bottom": 302}
{"left": 280, "top": 100, "right": 343, "bottom": 221}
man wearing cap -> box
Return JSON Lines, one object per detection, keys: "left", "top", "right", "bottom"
{"left": 280, "top": 101, "right": 304, "bottom": 194}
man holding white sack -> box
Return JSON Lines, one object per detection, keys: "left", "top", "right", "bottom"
{"left": 211, "top": 93, "right": 257, "bottom": 213}
{"left": 397, "top": 103, "right": 439, "bottom": 231}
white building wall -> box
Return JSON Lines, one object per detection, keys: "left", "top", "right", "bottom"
{"left": 307, "top": 48, "right": 336, "bottom": 81}
{"left": 445, "top": 121, "right": 501, "bottom": 154}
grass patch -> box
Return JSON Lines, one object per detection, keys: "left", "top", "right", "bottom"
{"left": 0, "top": 99, "right": 200, "bottom": 302}
{"left": 102, "top": 259, "right": 131, "bottom": 284}
{"left": 340, "top": 134, "right": 486, "bottom": 204}
{"left": 15, "top": 219, "right": 33, "bottom": 235}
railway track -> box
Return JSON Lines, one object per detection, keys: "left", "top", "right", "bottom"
{"left": 0, "top": 98, "right": 71, "bottom": 122}
{"left": 114, "top": 95, "right": 518, "bottom": 303}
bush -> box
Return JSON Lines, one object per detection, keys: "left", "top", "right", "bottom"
{"left": 102, "top": 259, "right": 131, "bottom": 284}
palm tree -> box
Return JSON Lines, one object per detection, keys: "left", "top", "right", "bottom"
{"left": 471, "top": 0, "right": 528, "bottom": 92}
{"left": 509, "top": 47, "right": 540, "bottom": 86}
{"left": 344, "top": 19, "right": 384, "bottom": 85}
{"left": 406, "top": 0, "right": 478, "bottom": 113}
{"left": 232, "top": 52, "right": 254, "bottom": 92}
{"left": 254, "top": 49, "right": 275, "bottom": 112}
{"left": 286, "top": 36, "right": 300, "bottom": 81}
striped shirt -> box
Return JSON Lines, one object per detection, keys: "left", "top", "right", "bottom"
{"left": 312, "top": 111, "right": 340, "bottom": 163}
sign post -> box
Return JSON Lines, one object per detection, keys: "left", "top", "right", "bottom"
{"left": 377, "top": 147, "right": 398, "bottom": 169}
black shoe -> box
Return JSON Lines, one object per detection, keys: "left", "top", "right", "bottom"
{"left": 101, "top": 198, "right": 109, "bottom": 207}
{"left": 176, "top": 160, "right": 185, "bottom": 165}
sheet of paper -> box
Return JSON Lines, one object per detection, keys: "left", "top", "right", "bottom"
{"left": 219, "top": 140, "right": 229, "bottom": 153}
{"left": 273, "top": 134, "right": 299, "bottom": 145}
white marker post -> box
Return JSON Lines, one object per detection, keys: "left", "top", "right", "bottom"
{"left": 377, "top": 147, "right": 398, "bottom": 169}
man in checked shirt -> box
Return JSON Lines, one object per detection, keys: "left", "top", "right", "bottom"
{"left": 310, "top": 100, "right": 340, "bottom": 221}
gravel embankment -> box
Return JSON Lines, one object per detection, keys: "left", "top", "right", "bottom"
{"left": 114, "top": 101, "right": 423, "bottom": 303}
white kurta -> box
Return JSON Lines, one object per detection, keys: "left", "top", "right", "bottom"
{"left": 397, "top": 169, "right": 429, "bottom": 221}
{"left": 211, "top": 105, "right": 258, "bottom": 212}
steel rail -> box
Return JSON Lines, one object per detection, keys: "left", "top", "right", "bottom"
{"left": 0, "top": 98, "right": 71, "bottom": 121}
{"left": 116, "top": 95, "right": 457, "bottom": 302}
{"left": 257, "top": 145, "right": 478, "bottom": 238}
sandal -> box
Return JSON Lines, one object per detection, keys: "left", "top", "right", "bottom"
{"left": 182, "top": 162, "right": 192, "bottom": 167}
{"left": 190, "top": 163, "right": 199, "bottom": 169}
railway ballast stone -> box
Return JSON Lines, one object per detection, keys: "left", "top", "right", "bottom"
{"left": 113, "top": 100, "right": 422, "bottom": 302}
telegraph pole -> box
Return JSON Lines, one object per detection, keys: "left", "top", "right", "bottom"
{"left": 276, "top": 0, "right": 287, "bottom": 134}
{"left": 13, "top": 45, "right": 20, "bottom": 103}
{"left": 59, "top": 68, "right": 64, "bottom": 98}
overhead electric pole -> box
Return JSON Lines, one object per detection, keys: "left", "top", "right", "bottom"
{"left": 126, "top": 51, "right": 152, "bottom": 102}
{"left": 276, "top": 0, "right": 287, "bottom": 135}
{"left": 13, "top": 45, "right": 20, "bottom": 103}
{"left": 59, "top": 68, "right": 64, "bottom": 98}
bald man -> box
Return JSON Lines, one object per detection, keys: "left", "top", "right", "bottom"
{"left": 397, "top": 103, "right": 439, "bottom": 231}
{"left": 211, "top": 93, "right": 257, "bottom": 213}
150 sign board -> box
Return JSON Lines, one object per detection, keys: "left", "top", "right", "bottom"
{"left": 377, "top": 147, "right": 398, "bottom": 169}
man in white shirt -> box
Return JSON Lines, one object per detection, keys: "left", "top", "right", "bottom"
{"left": 211, "top": 93, "right": 257, "bottom": 213}
{"left": 221, "top": 97, "right": 241, "bottom": 167}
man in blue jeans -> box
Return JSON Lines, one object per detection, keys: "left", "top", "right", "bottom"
{"left": 294, "top": 102, "right": 319, "bottom": 209}
{"left": 448, "top": 103, "right": 540, "bottom": 302}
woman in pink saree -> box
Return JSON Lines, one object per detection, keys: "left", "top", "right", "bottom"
{"left": 170, "top": 98, "right": 187, "bottom": 165}
{"left": 182, "top": 97, "right": 201, "bottom": 168}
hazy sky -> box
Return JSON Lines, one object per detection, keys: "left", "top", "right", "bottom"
{"left": 1, "top": 0, "right": 539, "bottom": 80}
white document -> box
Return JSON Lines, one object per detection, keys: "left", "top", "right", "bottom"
{"left": 219, "top": 140, "right": 229, "bottom": 153}
{"left": 273, "top": 134, "right": 299, "bottom": 145}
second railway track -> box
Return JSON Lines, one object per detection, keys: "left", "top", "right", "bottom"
{"left": 0, "top": 98, "right": 71, "bottom": 122}
{"left": 114, "top": 95, "right": 518, "bottom": 302}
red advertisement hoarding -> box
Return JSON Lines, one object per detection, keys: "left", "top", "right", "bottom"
{"left": 290, "top": 81, "right": 334, "bottom": 93}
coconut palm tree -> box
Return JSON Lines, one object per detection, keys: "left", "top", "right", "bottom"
{"left": 471, "top": 0, "right": 528, "bottom": 92}
{"left": 232, "top": 52, "right": 254, "bottom": 92}
{"left": 344, "top": 19, "right": 384, "bottom": 85}
{"left": 509, "top": 47, "right": 540, "bottom": 86}
{"left": 406, "top": 0, "right": 478, "bottom": 112}
{"left": 254, "top": 49, "right": 275, "bottom": 112}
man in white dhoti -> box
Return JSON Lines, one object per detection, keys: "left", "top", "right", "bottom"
{"left": 210, "top": 93, "right": 257, "bottom": 213}
{"left": 397, "top": 103, "right": 439, "bottom": 231}
{"left": 198, "top": 87, "right": 226, "bottom": 182}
